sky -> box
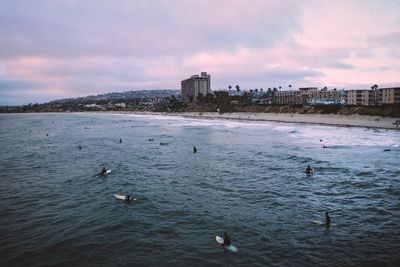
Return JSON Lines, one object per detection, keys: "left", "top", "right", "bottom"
{"left": 1, "top": 0, "right": 400, "bottom": 105}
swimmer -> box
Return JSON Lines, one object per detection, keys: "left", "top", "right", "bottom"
{"left": 325, "top": 211, "right": 331, "bottom": 228}
{"left": 223, "top": 232, "right": 231, "bottom": 246}
{"left": 125, "top": 195, "right": 134, "bottom": 201}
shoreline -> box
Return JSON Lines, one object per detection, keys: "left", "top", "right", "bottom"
{"left": 154, "top": 112, "right": 400, "bottom": 130}
{"left": 2, "top": 111, "right": 400, "bottom": 130}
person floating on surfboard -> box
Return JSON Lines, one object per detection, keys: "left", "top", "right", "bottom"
{"left": 216, "top": 233, "right": 237, "bottom": 252}
{"left": 306, "top": 165, "right": 314, "bottom": 174}
{"left": 325, "top": 212, "right": 331, "bottom": 228}
{"left": 125, "top": 195, "right": 134, "bottom": 201}
{"left": 93, "top": 167, "right": 109, "bottom": 177}
{"left": 223, "top": 232, "right": 231, "bottom": 246}
{"left": 119, "top": 138, "right": 122, "bottom": 143}
{"left": 193, "top": 146, "right": 197, "bottom": 153}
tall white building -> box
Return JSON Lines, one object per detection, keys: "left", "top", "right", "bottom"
{"left": 181, "top": 72, "right": 211, "bottom": 103}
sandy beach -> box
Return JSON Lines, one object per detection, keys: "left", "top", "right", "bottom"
{"left": 159, "top": 112, "right": 400, "bottom": 130}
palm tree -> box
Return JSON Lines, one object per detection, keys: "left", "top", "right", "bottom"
{"left": 279, "top": 86, "right": 282, "bottom": 90}
{"left": 289, "top": 84, "right": 292, "bottom": 90}
{"left": 228, "top": 85, "right": 232, "bottom": 90}
{"left": 236, "top": 85, "right": 240, "bottom": 92}
{"left": 371, "top": 84, "right": 379, "bottom": 104}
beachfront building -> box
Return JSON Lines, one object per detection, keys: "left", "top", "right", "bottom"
{"left": 299, "top": 87, "right": 317, "bottom": 104}
{"left": 309, "top": 88, "right": 345, "bottom": 105}
{"left": 380, "top": 87, "right": 400, "bottom": 104}
{"left": 275, "top": 87, "right": 317, "bottom": 105}
{"left": 362, "top": 90, "right": 374, "bottom": 105}
{"left": 347, "top": 90, "right": 366, "bottom": 105}
{"left": 272, "top": 86, "right": 399, "bottom": 106}
{"left": 275, "top": 90, "right": 301, "bottom": 105}
{"left": 346, "top": 87, "right": 400, "bottom": 105}
{"left": 347, "top": 89, "right": 375, "bottom": 105}
{"left": 181, "top": 72, "right": 211, "bottom": 103}
{"left": 347, "top": 89, "right": 376, "bottom": 105}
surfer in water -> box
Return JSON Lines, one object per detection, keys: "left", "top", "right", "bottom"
{"left": 125, "top": 195, "right": 134, "bottom": 201}
{"left": 101, "top": 167, "right": 107, "bottom": 175}
{"left": 325, "top": 212, "right": 331, "bottom": 228}
{"left": 306, "top": 165, "right": 313, "bottom": 174}
{"left": 119, "top": 138, "right": 122, "bottom": 143}
{"left": 193, "top": 146, "right": 197, "bottom": 153}
{"left": 223, "top": 232, "right": 231, "bottom": 246}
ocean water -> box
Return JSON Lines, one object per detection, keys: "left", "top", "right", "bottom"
{"left": 0, "top": 112, "right": 399, "bottom": 267}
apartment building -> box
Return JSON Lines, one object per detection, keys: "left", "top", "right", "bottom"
{"left": 347, "top": 90, "right": 364, "bottom": 105}
{"left": 181, "top": 72, "right": 211, "bottom": 103}
{"left": 346, "top": 87, "right": 400, "bottom": 105}
{"left": 380, "top": 87, "right": 400, "bottom": 104}
{"left": 309, "top": 88, "right": 344, "bottom": 105}
{"left": 275, "top": 87, "right": 317, "bottom": 105}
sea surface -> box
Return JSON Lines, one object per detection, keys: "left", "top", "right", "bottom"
{"left": 1, "top": 112, "right": 399, "bottom": 267}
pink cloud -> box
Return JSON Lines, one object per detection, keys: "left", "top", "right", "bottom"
{"left": 1, "top": 0, "right": 399, "bottom": 104}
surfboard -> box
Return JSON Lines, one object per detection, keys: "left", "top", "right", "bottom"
{"left": 215, "top": 236, "right": 238, "bottom": 252}
{"left": 94, "top": 170, "right": 111, "bottom": 177}
{"left": 312, "top": 220, "right": 336, "bottom": 226}
{"left": 312, "top": 220, "right": 323, "bottom": 225}
{"left": 114, "top": 194, "right": 136, "bottom": 201}
{"left": 216, "top": 236, "right": 224, "bottom": 244}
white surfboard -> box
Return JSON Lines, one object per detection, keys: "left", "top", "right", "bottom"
{"left": 216, "top": 236, "right": 224, "bottom": 244}
{"left": 312, "top": 220, "right": 323, "bottom": 225}
{"left": 312, "top": 220, "right": 336, "bottom": 226}
{"left": 215, "top": 236, "right": 238, "bottom": 252}
{"left": 114, "top": 194, "right": 136, "bottom": 201}
{"left": 306, "top": 168, "right": 314, "bottom": 175}
{"left": 94, "top": 170, "right": 111, "bottom": 177}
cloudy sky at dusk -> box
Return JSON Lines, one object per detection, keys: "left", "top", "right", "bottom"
{"left": 1, "top": 0, "right": 399, "bottom": 105}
